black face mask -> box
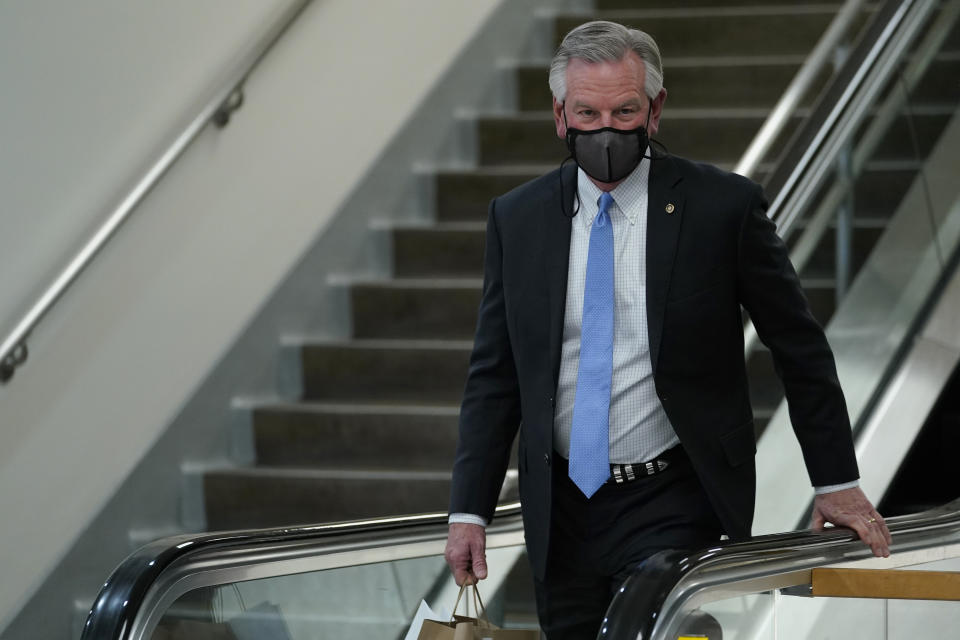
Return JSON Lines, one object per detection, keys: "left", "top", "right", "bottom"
{"left": 563, "top": 105, "right": 651, "bottom": 183}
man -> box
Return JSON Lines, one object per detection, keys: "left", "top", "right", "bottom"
{"left": 445, "top": 20, "right": 892, "bottom": 639}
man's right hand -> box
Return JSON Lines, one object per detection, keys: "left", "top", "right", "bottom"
{"left": 444, "top": 523, "right": 488, "bottom": 585}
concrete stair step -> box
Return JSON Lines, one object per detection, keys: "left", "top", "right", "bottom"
{"left": 432, "top": 163, "right": 768, "bottom": 223}
{"left": 202, "top": 467, "right": 518, "bottom": 530}
{"left": 845, "top": 164, "right": 919, "bottom": 218}
{"left": 911, "top": 54, "right": 960, "bottom": 104}
{"left": 499, "top": 551, "right": 538, "bottom": 628}
{"left": 251, "top": 402, "right": 460, "bottom": 469}
{"left": 552, "top": 7, "right": 855, "bottom": 57}
{"left": 203, "top": 467, "right": 456, "bottom": 529}
{"left": 860, "top": 109, "right": 955, "bottom": 162}
{"left": 434, "top": 167, "right": 547, "bottom": 222}
{"left": 796, "top": 220, "right": 886, "bottom": 280}
{"left": 753, "top": 408, "right": 775, "bottom": 437}
{"left": 746, "top": 347, "right": 785, "bottom": 417}
{"left": 476, "top": 110, "right": 798, "bottom": 166}
{"left": 349, "top": 279, "right": 482, "bottom": 340}
{"left": 597, "top": 0, "right": 839, "bottom": 8}
{"left": 299, "top": 339, "right": 472, "bottom": 404}
{"left": 516, "top": 57, "right": 825, "bottom": 112}
{"left": 799, "top": 278, "right": 836, "bottom": 328}
{"left": 393, "top": 222, "right": 487, "bottom": 276}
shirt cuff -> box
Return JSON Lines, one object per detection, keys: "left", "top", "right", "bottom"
{"left": 814, "top": 480, "right": 860, "bottom": 495}
{"left": 448, "top": 513, "right": 489, "bottom": 527}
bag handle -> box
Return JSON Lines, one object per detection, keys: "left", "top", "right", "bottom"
{"left": 451, "top": 582, "right": 492, "bottom": 628}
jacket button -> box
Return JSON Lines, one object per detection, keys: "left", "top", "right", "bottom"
{"left": 544, "top": 453, "right": 550, "bottom": 466}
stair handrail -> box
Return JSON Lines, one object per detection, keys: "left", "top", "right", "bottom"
{"left": 734, "top": 0, "right": 867, "bottom": 180}
{"left": 0, "top": 0, "right": 313, "bottom": 385}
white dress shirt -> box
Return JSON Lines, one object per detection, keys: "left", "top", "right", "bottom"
{"left": 553, "top": 160, "right": 679, "bottom": 464}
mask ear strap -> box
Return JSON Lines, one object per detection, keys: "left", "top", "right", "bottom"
{"left": 559, "top": 155, "right": 580, "bottom": 219}
{"left": 558, "top": 101, "right": 581, "bottom": 218}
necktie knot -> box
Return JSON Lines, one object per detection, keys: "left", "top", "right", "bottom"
{"left": 597, "top": 192, "right": 614, "bottom": 227}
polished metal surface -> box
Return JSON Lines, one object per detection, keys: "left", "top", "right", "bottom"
{"left": 600, "top": 500, "right": 960, "bottom": 640}
{"left": 81, "top": 502, "right": 522, "bottom": 640}
{"left": 734, "top": 0, "right": 867, "bottom": 179}
{"left": 742, "top": 0, "right": 948, "bottom": 356}
{"left": 0, "top": 0, "right": 313, "bottom": 384}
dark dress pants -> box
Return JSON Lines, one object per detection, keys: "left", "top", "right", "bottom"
{"left": 532, "top": 446, "right": 724, "bottom": 640}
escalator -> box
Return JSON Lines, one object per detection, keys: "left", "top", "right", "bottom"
{"left": 83, "top": 1, "right": 960, "bottom": 638}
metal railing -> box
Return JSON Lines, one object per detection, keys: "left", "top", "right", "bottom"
{"left": 0, "top": 0, "right": 313, "bottom": 385}
{"left": 734, "top": 0, "right": 868, "bottom": 180}
{"left": 740, "top": 0, "right": 947, "bottom": 355}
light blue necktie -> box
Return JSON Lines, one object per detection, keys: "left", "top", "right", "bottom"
{"left": 569, "top": 192, "right": 615, "bottom": 498}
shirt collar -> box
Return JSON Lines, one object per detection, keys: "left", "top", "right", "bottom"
{"left": 575, "top": 151, "right": 650, "bottom": 228}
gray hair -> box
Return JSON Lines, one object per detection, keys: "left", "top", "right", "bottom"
{"left": 548, "top": 20, "right": 664, "bottom": 103}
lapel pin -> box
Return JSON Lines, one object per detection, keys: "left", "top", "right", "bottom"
{"left": 665, "top": 203, "right": 675, "bottom": 214}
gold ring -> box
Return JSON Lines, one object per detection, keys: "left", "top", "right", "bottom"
{"left": 867, "top": 517, "right": 877, "bottom": 524}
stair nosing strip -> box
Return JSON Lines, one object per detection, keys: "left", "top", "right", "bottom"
{"left": 343, "top": 277, "right": 484, "bottom": 289}
{"left": 477, "top": 107, "right": 809, "bottom": 120}
{"left": 208, "top": 467, "right": 454, "bottom": 481}
{"left": 387, "top": 221, "right": 487, "bottom": 232}
{"left": 283, "top": 337, "right": 475, "bottom": 350}
{"left": 253, "top": 401, "right": 461, "bottom": 415}
{"left": 588, "top": 5, "right": 861, "bottom": 19}
{"left": 519, "top": 54, "right": 809, "bottom": 69}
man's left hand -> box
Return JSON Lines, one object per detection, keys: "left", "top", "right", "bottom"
{"left": 811, "top": 487, "right": 892, "bottom": 557}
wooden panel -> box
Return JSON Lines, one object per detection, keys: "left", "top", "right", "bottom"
{"left": 812, "top": 568, "right": 960, "bottom": 601}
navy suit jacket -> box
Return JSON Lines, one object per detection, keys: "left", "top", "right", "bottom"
{"left": 449, "top": 156, "right": 859, "bottom": 580}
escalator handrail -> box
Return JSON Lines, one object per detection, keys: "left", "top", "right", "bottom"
{"left": 733, "top": 0, "right": 867, "bottom": 180}
{"left": 80, "top": 502, "right": 522, "bottom": 640}
{"left": 741, "top": 0, "right": 943, "bottom": 356}
{"left": 599, "top": 499, "right": 960, "bottom": 640}
{"left": 763, "top": 0, "right": 937, "bottom": 236}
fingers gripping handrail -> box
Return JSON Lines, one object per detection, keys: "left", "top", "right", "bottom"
{"left": 0, "top": 0, "right": 313, "bottom": 385}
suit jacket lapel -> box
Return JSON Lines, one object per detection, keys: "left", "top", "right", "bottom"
{"left": 646, "top": 155, "right": 684, "bottom": 372}
{"left": 546, "top": 163, "right": 576, "bottom": 390}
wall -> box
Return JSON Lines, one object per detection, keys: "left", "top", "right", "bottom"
{"left": 0, "top": 0, "right": 508, "bottom": 635}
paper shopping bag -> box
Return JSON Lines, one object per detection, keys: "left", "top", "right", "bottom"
{"left": 417, "top": 583, "right": 539, "bottom": 640}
